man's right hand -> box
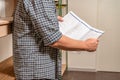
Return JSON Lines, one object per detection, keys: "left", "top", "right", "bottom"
{"left": 84, "top": 38, "right": 99, "bottom": 52}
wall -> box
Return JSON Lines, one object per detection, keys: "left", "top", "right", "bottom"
{"left": 68, "top": 0, "right": 120, "bottom": 72}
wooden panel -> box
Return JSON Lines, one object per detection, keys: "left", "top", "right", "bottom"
{"left": 0, "top": 18, "right": 12, "bottom": 37}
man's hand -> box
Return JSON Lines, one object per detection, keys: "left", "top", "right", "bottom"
{"left": 57, "top": 16, "right": 63, "bottom": 22}
{"left": 84, "top": 38, "right": 99, "bottom": 52}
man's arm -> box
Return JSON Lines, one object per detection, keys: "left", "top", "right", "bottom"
{"left": 50, "top": 35, "right": 98, "bottom": 52}
{"left": 51, "top": 16, "right": 99, "bottom": 52}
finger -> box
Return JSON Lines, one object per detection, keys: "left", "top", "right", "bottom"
{"left": 57, "top": 16, "right": 63, "bottom": 22}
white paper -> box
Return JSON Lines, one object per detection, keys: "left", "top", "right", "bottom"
{"left": 59, "top": 11, "right": 104, "bottom": 40}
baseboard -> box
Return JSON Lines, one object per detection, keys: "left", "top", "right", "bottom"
{"left": 97, "top": 65, "right": 120, "bottom": 72}
{"left": 68, "top": 67, "right": 97, "bottom": 72}
{"left": 68, "top": 67, "right": 120, "bottom": 73}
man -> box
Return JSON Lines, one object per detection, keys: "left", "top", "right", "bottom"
{"left": 13, "top": 0, "right": 98, "bottom": 80}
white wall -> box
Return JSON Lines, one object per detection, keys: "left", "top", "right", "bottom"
{"left": 68, "top": 0, "right": 120, "bottom": 72}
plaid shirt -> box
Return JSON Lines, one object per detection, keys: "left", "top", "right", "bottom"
{"left": 13, "top": 0, "right": 62, "bottom": 80}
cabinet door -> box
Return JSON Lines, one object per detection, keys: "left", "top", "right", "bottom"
{"left": 68, "top": 0, "right": 98, "bottom": 71}
{"left": 97, "top": 0, "right": 120, "bottom": 72}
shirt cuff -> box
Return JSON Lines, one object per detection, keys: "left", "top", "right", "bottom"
{"left": 43, "top": 31, "right": 62, "bottom": 46}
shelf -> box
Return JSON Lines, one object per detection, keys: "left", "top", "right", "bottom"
{"left": 56, "top": 4, "right": 67, "bottom": 7}
{"left": 0, "top": 17, "right": 13, "bottom": 37}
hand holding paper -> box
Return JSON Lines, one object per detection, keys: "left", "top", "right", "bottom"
{"left": 58, "top": 11, "right": 104, "bottom": 52}
{"left": 59, "top": 11, "right": 104, "bottom": 41}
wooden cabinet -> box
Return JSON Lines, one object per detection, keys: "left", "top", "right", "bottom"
{"left": 0, "top": 0, "right": 15, "bottom": 37}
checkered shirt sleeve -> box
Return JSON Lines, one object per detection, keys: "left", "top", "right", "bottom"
{"left": 23, "top": 0, "right": 62, "bottom": 46}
